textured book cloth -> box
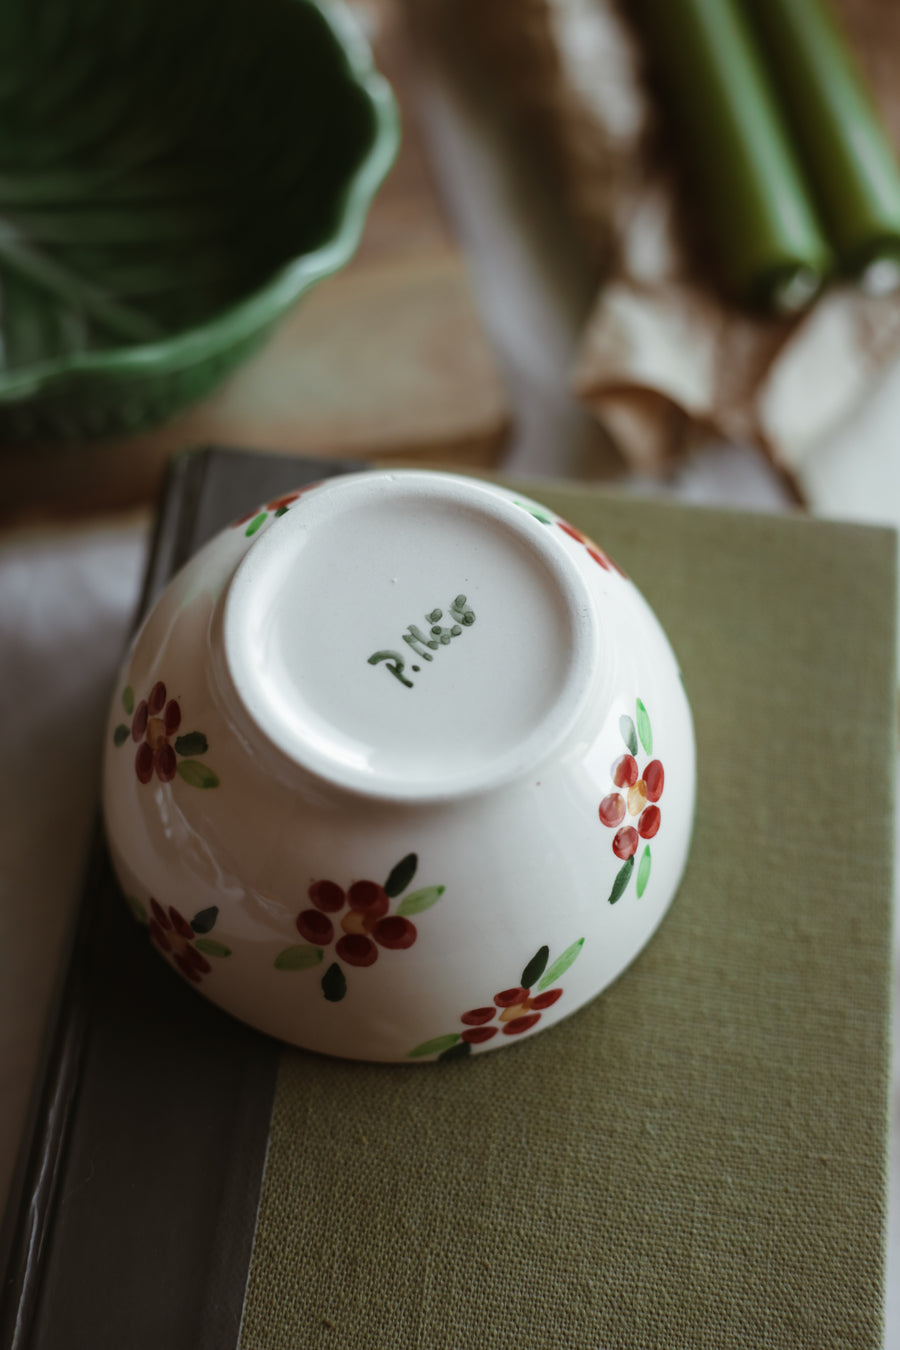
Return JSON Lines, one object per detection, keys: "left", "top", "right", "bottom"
{"left": 1, "top": 451, "right": 894, "bottom": 1350}
{"left": 238, "top": 480, "right": 896, "bottom": 1349}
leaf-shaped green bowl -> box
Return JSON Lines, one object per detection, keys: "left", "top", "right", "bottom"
{"left": 0, "top": 0, "right": 398, "bottom": 442}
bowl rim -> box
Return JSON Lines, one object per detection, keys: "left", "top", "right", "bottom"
{"left": 0, "top": 0, "right": 400, "bottom": 402}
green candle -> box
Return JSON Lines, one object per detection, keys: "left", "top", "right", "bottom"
{"left": 742, "top": 0, "right": 900, "bottom": 291}
{"left": 631, "top": 0, "right": 833, "bottom": 312}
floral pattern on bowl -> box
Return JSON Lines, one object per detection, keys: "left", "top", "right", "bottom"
{"left": 126, "top": 895, "right": 232, "bottom": 985}
{"left": 274, "top": 852, "right": 444, "bottom": 1002}
{"left": 514, "top": 500, "right": 627, "bottom": 577}
{"left": 112, "top": 681, "right": 219, "bottom": 788}
{"left": 599, "top": 699, "right": 663, "bottom": 903}
{"left": 407, "top": 938, "right": 585, "bottom": 1061}
{"left": 232, "top": 482, "right": 322, "bottom": 537}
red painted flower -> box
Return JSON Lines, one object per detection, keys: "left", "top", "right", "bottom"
{"left": 148, "top": 899, "right": 231, "bottom": 983}
{"left": 599, "top": 700, "right": 662, "bottom": 903}
{"left": 275, "top": 853, "right": 444, "bottom": 1002}
{"left": 408, "top": 939, "right": 585, "bottom": 1060}
{"left": 557, "top": 519, "right": 627, "bottom": 577}
{"left": 458, "top": 982, "right": 564, "bottom": 1044}
{"left": 513, "top": 500, "right": 627, "bottom": 577}
{"left": 233, "top": 482, "right": 321, "bottom": 535}
{"left": 113, "top": 682, "right": 219, "bottom": 789}
{"left": 129, "top": 681, "right": 182, "bottom": 783}
{"left": 599, "top": 751, "right": 664, "bottom": 859}
{"left": 295, "top": 876, "right": 416, "bottom": 964}
{"left": 267, "top": 491, "right": 306, "bottom": 513}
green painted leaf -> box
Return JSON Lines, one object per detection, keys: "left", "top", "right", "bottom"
{"left": 176, "top": 759, "right": 219, "bottom": 789}
{"left": 620, "top": 714, "right": 638, "bottom": 756}
{"left": 113, "top": 723, "right": 129, "bottom": 747}
{"left": 521, "top": 945, "right": 549, "bottom": 989}
{"left": 322, "top": 962, "right": 347, "bottom": 1002}
{"left": 122, "top": 686, "right": 134, "bottom": 715}
{"left": 245, "top": 511, "right": 267, "bottom": 537}
{"left": 636, "top": 699, "right": 653, "bottom": 754}
{"left": 384, "top": 852, "right": 417, "bottom": 898}
{"left": 608, "top": 856, "right": 635, "bottom": 905}
{"left": 515, "top": 501, "right": 553, "bottom": 524}
{"left": 636, "top": 846, "right": 652, "bottom": 898}
{"left": 537, "top": 938, "right": 585, "bottom": 990}
{"left": 396, "top": 885, "right": 444, "bottom": 916}
{"left": 194, "top": 938, "right": 231, "bottom": 958}
{"left": 124, "top": 894, "right": 147, "bottom": 924}
{"left": 190, "top": 905, "right": 218, "bottom": 934}
{"left": 175, "top": 731, "right": 208, "bottom": 757}
{"left": 408, "top": 1033, "right": 461, "bottom": 1059}
{"left": 274, "top": 945, "right": 323, "bottom": 971}
{"left": 439, "top": 1040, "right": 472, "bottom": 1062}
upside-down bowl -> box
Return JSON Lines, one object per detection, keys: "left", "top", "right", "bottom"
{"left": 102, "top": 470, "right": 696, "bottom": 1061}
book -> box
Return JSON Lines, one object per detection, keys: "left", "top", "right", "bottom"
{"left": 2, "top": 447, "right": 894, "bottom": 1350}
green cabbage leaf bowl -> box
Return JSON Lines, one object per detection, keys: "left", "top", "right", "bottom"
{"left": 0, "top": 0, "right": 398, "bottom": 441}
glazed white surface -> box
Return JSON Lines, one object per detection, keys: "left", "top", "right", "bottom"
{"left": 101, "top": 473, "right": 696, "bottom": 1061}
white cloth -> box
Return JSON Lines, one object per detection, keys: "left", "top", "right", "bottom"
{"left": 0, "top": 518, "right": 149, "bottom": 1210}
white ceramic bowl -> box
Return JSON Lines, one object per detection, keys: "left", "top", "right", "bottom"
{"left": 102, "top": 470, "right": 696, "bottom": 1061}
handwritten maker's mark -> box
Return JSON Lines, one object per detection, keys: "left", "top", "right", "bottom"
{"left": 368, "top": 594, "right": 476, "bottom": 689}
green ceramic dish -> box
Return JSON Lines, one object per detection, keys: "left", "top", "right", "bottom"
{"left": 0, "top": 0, "right": 398, "bottom": 442}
